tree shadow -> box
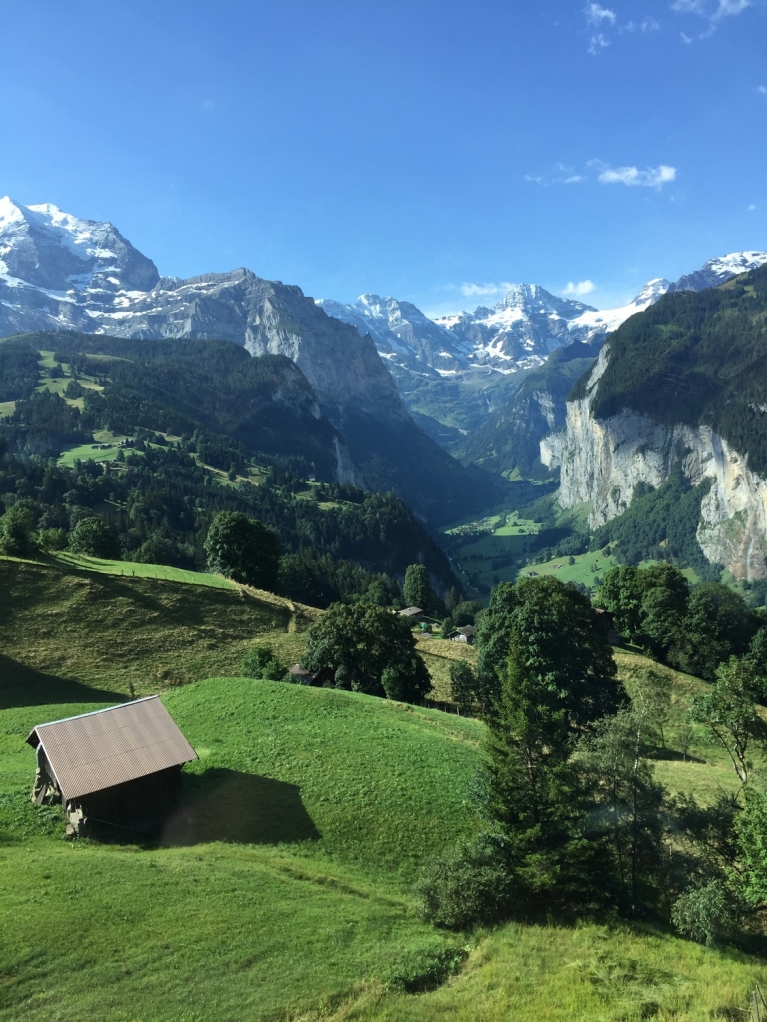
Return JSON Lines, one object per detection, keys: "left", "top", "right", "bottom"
{"left": 0, "top": 654, "right": 124, "bottom": 710}
{"left": 161, "top": 768, "right": 321, "bottom": 847}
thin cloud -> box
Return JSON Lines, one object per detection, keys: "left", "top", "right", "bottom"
{"left": 459, "top": 282, "right": 513, "bottom": 298}
{"left": 748, "top": 203, "right": 757, "bottom": 211}
{"left": 595, "top": 163, "right": 677, "bottom": 188}
{"left": 588, "top": 32, "right": 611, "bottom": 53}
{"left": 758, "top": 85, "right": 767, "bottom": 95}
{"left": 563, "top": 280, "right": 597, "bottom": 296}
{"left": 622, "top": 17, "right": 661, "bottom": 32}
{"left": 672, "top": 0, "right": 752, "bottom": 39}
{"left": 585, "top": 3, "right": 617, "bottom": 24}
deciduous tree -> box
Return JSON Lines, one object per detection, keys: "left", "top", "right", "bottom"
{"left": 301, "top": 602, "right": 431, "bottom": 702}
{"left": 204, "top": 510, "right": 280, "bottom": 590}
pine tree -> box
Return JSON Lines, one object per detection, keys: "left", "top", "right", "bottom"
{"left": 403, "top": 563, "right": 435, "bottom": 612}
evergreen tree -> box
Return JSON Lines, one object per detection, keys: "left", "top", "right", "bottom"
{"left": 475, "top": 576, "right": 623, "bottom": 722}
{"left": 403, "top": 563, "right": 435, "bottom": 612}
{"left": 579, "top": 705, "right": 667, "bottom": 915}
{"left": 476, "top": 578, "right": 624, "bottom": 907}
{"left": 481, "top": 638, "right": 595, "bottom": 906}
{"left": 449, "top": 659, "right": 479, "bottom": 715}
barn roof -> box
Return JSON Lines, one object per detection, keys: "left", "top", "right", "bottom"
{"left": 26, "top": 696, "right": 197, "bottom": 801}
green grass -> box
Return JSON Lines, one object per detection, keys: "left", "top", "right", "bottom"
{"left": 2, "top": 562, "right": 767, "bottom": 1020}
{"left": 0, "top": 680, "right": 481, "bottom": 1021}
{"left": 0, "top": 559, "right": 318, "bottom": 705}
{"left": 415, "top": 634, "right": 477, "bottom": 703}
{"left": 337, "top": 920, "right": 767, "bottom": 1021}
{"left": 2, "top": 672, "right": 766, "bottom": 1021}
{"left": 48, "top": 551, "right": 238, "bottom": 589}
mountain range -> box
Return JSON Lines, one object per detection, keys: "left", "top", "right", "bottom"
{"left": 545, "top": 263, "right": 767, "bottom": 581}
{"left": 1, "top": 195, "right": 766, "bottom": 513}
{"left": 0, "top": 197, "right": 501, "bottom": 523}
{"left": 318, "top": 255, "right": 767, "bottom": 378}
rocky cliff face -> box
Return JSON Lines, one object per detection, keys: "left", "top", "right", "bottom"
{"left": 544, "top": 348, "right": 767, "bottom": 580}
{"left": 462, "top": 341, "right": 601, "bottom": 478}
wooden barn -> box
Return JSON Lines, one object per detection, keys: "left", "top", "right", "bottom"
{"left": 27, "top": 696, "right": 198, "bottom": 837}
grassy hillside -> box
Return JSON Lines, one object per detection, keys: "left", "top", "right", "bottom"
{"left": 3, "top": 563, "right": 767, "bottom": 1019}
{"left": 2, "top": 667, "right": 766, "bottom": 1020}
{"left": 0, "top": 557, "right": 318, "bottom": 706}
{"left": 0, "top": 680, "right": 481, "bottom": 1022}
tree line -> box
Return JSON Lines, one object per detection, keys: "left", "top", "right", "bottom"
{"left": 411, "top": 575, "right": 767, "bottom": 947}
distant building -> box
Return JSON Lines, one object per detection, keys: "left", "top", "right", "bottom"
{"left": 449, "top": 625, "right": 476, "bottom": 643}
{"left": 288, "top": 664, "right": 316, "bottom": 684}
{"left": 398, "top": 607, "right": 423, "bottom": 621}
{"left": 594, "top": 607, "right": 623, "bottom": 647}
{"left": 27, "top": 697, "right": 197, "bottom": 838}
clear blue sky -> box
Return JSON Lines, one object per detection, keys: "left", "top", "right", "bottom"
{"left": 1, "top": 0, "right": 765, "bottom": 314}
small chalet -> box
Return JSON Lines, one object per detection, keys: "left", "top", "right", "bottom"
{"left": 288, "top": 664, "right": 316, "bottom": 684}
{"left": 594, "top": 607, "right": 623, "bottom": 647}
{"left": 27, "top": 696, "right": 197, "bottom": 837}
{"left": 449, "top": 624, "right": 476, "bottom": 644}
{"left": 398, "top": 606, "right": 423, "bottom": 622}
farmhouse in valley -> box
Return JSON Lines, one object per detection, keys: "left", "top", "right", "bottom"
{"left": 398, "top": 606, "right": 423, "bottom": 621}
{"left": 27, "top": 696, "right": 197, "bottom": 837}
{"left": 449, "top": 625, "right": 475, "bottom": 643}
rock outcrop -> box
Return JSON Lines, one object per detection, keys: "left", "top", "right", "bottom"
{"left": 544, "top": 347, "right": 767, "bottom": 580}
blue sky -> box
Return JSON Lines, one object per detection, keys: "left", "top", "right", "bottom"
{"left": 1, "top": 0, "right": 765, "bottom": 314}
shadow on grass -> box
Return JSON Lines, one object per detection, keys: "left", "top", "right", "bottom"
{"left": 161, "top": 768, "right": 321, "bottom": 847}
{"left": 0, "top": 654, "right": 124, "bottom": 710}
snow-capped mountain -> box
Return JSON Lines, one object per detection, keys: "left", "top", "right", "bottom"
{"left": 316, "top": 293, "right": 469, "bottom": 372}
{"left": 0, "top": 197, "right": 500, "bottom": 522}
{"left": 0, "top": 196, "right": 159, "bottom": 333}
{"left": 435, "top": 284, "right": 598, "bottom": 371}
{"left": 565, "top": 277, "right": 672, "bottom": 343}
{"left": 318, "top": 251, "right": 767, "bottom": 378}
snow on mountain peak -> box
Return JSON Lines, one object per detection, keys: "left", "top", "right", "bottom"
{"left": 0, "top": 196, "right": 27, "bottom": 229}
{"left": 631, "top": 278, "right": 671, "bottom": 308}
{"left": 703, "top": 251, "right": 767, "bottom": 276}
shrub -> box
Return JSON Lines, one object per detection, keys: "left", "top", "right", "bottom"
{"left": 0, "top": 505, "right": 37, "bottom": 556}
{"left": 381, "top": 666, "right": 408, "bottom": 701}
{"left": 672, "top": 879, "right": 746, "bottom": 946}
{"left": 241, "top": 645, "right": 286, "bottom": 681}
{"left": 205, "top": 510, "right": 280, "bottom": 590}
{"left": 301, "top": 602, "right": 431, "bottom": 702}
{"left": 38, "top": 527, "right": 69, "bottom": 551}
{"left": 415, "top": 836, "right": 514, "bottom": 930}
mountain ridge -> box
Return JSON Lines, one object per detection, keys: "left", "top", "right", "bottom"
{"left": 545, "top": 265, "right": 767, "bottom": 580}
{"left": 0, "top": 197, "right": 500, "bottom": 523}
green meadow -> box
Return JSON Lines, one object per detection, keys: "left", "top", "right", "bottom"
{"left": 1, "top": 558, "right": 767, "bottom": 1020}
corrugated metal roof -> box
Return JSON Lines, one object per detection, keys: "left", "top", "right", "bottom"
{"left": 27, "top": 696, "right": 197, "bottom": 801}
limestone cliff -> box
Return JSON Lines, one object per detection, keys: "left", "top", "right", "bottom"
{"left": 543, "top": 346, "right": 767, "bottom": 580}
